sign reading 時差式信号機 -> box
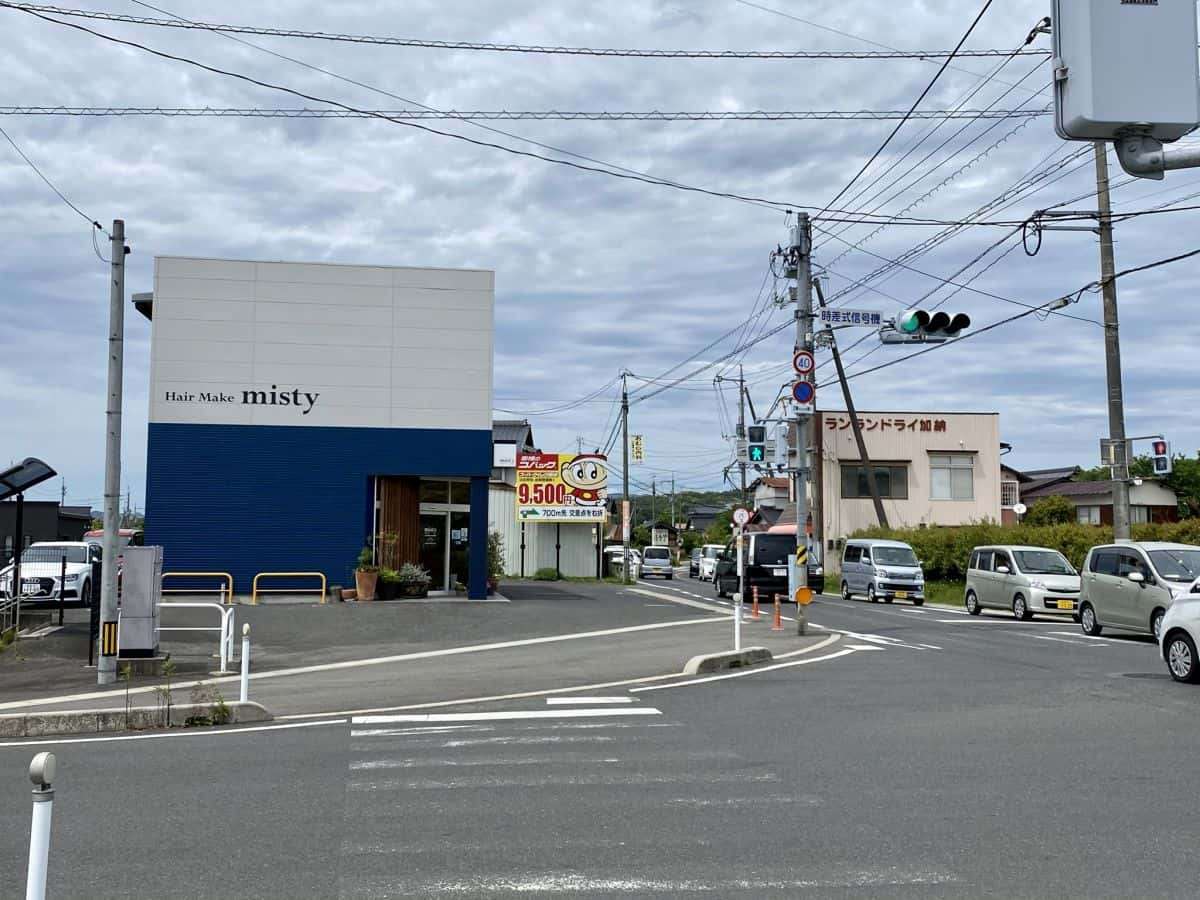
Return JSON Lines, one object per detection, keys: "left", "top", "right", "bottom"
{"left": 517, "top": 453, "right": 609, "bottom": 522}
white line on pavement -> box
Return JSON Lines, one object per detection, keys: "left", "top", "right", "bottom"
{"left": 847, "top": 644, "right": 887, "bottom": 651}
{"left": 629, "top": 648, "right": 861, "bottom": 692}
{"left": 1029, "top": 634, "right": 1104, "bottom": 647}
{"left": 1047, "top": 630, "right": 1141, "bottom": 645}
{"left": 0, "top": 718, "right": 347, "bottom": 748}
{"left": 628, "top": 587, "right": 730, "bottom": 613}
{"left": 545, "top": 697, "right": 634, "bottom": 705}
{"left": 352, "top": 708, "right": 663, "bottom": 725}
{"left": 0, "top": 615, "right": 727, "bottom": 713}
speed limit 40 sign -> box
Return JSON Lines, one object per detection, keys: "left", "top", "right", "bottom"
{"left": 793, "top": 351, "right": 815, "bottom": 375}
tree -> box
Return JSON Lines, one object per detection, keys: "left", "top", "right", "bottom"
{"left": 1024, "top": 495, "right": 1077, "bottom": 527}
{"left": 703, "top": 510, "right": 733, "bottom": 545}
{"left": 680, "top": 530, "right": 702, "bottom": 556}
{"left": 631, "top": 525, "right": 652, "bottom": 550}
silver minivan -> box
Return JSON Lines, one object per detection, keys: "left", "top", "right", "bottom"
{"left": 1079, "top": 542, "right": 1200, "bottom": 640}
{"left": 640, "top": 546, "right": 673, "bottom": 580}
{"left": 840, "top": 539, "right": 925, "bottom": 605}
{"left": 965, "top": 546, "right": 1080, "bottom": 620}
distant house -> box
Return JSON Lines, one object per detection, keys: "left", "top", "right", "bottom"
{"left": 747, "top": 477, "right": 789, "bottom": 531}
{"left": 1, "top": 501, "right": 91, "bottom": 562}
{"left": 1005, "top": 464, "right": 1179, "bottom": 525}
{"left": 686, "top": 504, "right": 725, "bottom": 534}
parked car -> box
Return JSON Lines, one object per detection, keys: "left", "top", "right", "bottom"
{"left": 965, "top": 546, "right": 1081, "bottom": 620}
{"left": 641, "top": 546, "right": 673, "bottom": 580}
{"left": 1079, "top": 542, "right": 1200, "bottom": 640}
{"left": 603, "top": 546, "right": 641, "bottom": 579}
{"left": 1159, "top": 579, "right": 1200, "bottom": 683}
{"left": 713, "top": 533, "right": 821, "bottom": 601}
{"left": 697, "top": 544, "right": 725, "bottom": 582}
{"left": 688, "top": 548, "right": 702, "bottom": 578}
{"left": 840, "top": 539, "right": 925, "bottom": 605}
{"left": 0, "top": 541, "right": 100, "bottom": 606}
{"left": 83, "top": 528, "right": 144, "bottom": 549}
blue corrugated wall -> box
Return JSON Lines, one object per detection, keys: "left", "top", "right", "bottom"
{"left": 145, "top": 423, "right": 491, "bottom": 597}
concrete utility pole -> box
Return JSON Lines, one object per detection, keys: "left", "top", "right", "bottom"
{"left": 791, "top": 214, "right": 814, "bottom": 601}
{"left": 621, "top": 372, "right": 631, "bottom": 584}
{"left": 670, "top": 474, "right": 676, "bottom": 529}
{"left": 98, "top": 218, "right": 125, "bottom": 685}
{"left": 1095, "top": 143, "right": 1132, "bottom": 541}
{"left": 737, "top": 365, "right": 748, "bottom": 502}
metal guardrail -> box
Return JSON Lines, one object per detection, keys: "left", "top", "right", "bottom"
{"left": 251, "top": 571, "right": 327, "bottom": 606}
{"left": 161, "top": 571, "right": 235, "bottom": 605}
{"left": 155, "top": 602, "right": 236, "bottom": 672}
{"left": 0, "top": 594, "right": 18, "bottom": 640}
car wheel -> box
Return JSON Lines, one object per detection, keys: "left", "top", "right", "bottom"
{"left": 884, "top": 595, "right": 894, "bottom": 604}
{"left": 841, "top": 581, "right": 851, "bottom": 602}
{"left": 1080, "top": 603, "right": 1102, "bottom": 636}
{"left": 1151, "top": 609, "right": 1165, "bottom": 642}
{"left": 867, "top": 585, "right": 878, "bottom": 604}
{"left": 965, "top": 590, "right": 981, "bottom": 616}
{"left": 1166, "top": 632, "right": 1200, "bottom": 684}
{"left": 78, "top": 579, "right": 91, "bottom": 607}
{"left": 667, "top": 574, "right": 674, "bottom": 580}
{"left": 1013, "top": 594, "right": 1032, "bottom": 621}
{"left": 913, "top": 597, "right": 924, "bottom": 607}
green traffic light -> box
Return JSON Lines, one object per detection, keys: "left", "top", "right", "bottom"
{"left": 749, "top": 446, "right": 765, "bottom": 463}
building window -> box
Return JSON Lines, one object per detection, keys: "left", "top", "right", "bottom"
{"left": 1131, "top": 506, "right": 1150, "bottom": 524}
{"left": 1077, "top": 505, "right": 1102, "bottom": 525}
{"left": 930, "top": 455, "right": 974, "bottom": 501}
{"left": 840, "top": 464, "right": 908, "bottom": 500}
{"left": 1001, "top": 481, "right": 1019, "bottom": 507}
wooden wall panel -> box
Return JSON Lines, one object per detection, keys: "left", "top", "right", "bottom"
{"left": 377, "top": 476, "right": 420, "bottom": 568}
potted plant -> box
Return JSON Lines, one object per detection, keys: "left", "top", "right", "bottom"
{"left": 395, "top": 562, "right": 432, "bottom": 599}
{"left": 376, "top": 568, "right": 400, "bottom": 602}
{"left": 487, "top": 530, "right": 505, "bottom": 595}
{"left": 354, "top": 546, "right": 378, "bottom": 601}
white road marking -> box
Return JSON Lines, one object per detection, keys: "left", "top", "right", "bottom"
{"left": 402, "top": 870, "right": 959, "bottom": 893}
{"left": 350, "top": 756, "right": 625, "bottom": 770}
{"left": 349, "top": 771, "right": 780, "bottom": 791}
{"left": 628, "top": 587, "right": 730, "bottom": 614}
{"left": 847, "top": 644, "right": 887, "bottom": 651}
{"left": 1029, "top": 634, "right": 1104, "bottom": 647}
{"left": 0, "top": 615, "right": 726, "bottom": 713}
{"left": 0, "top": 718, "right": 347, "bottom": 748}
{"left": 1047, "top": 630, "right": 1135, "bottom": 645}
{"left": 352, "top": 708, "right": 662, "bottom": 725}
{"left": 545, "top": 697, "right": 634, "bottom": 705}
{"left": 630, "top": 648, "right": 861, "bottom": 692}
{"left": 834, "top": 630, "right": 942, "bottom": 651}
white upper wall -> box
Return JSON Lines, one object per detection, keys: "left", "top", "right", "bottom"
{"left": 149, "top": 257, "right": 494, "bottom": 431}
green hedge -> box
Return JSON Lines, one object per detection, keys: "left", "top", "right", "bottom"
{"left": 844, "top": 519, "right": 1200, "bottom": 582}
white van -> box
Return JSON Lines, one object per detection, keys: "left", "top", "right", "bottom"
{"left": 840, "top": 539, "right": 925, "bottom": 605}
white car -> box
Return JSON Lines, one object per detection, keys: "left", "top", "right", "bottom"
{"left": 1159, "top": 578, "right": 1200, "bottom": 683}
{"left": 697, "top": 544, "right": 725, "bottom": 582}
{"left": 0, "top": 542, "right": 100, "bottom": 606}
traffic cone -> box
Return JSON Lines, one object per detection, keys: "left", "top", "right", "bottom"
{"left": 750, "top": 586, "right": 761, "bottom": 620}
{"left": 771, "top": 595, "right": 784, "bottom": 631}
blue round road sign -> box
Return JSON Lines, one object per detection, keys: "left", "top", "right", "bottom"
{"left": 792, "top": 381, "right": 816, "bottom": 405}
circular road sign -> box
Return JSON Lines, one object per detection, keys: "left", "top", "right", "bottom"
{"left": 732, "top": 507, "right": 751, "bottom": 527}
{"left": 1013, "top": 503, "right": 1028, "bottom": 516}
{"left": 792, "top": 381, "right": 816, "bottom": 405}
{"left": 792, "top": 351, "right": 815, "bottom": 375}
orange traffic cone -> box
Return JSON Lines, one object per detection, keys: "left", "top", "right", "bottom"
{"left": 771, "top": 594, "right": 784, "bottom": 631}
{"left": 750, "top": 586, "right": 761, "bottom": 620}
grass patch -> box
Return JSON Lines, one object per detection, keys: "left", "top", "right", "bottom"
{"left": 0, "top": 626, "right": 13, "bottom": 655}
{"left": 923, "top": 580, "right": 965, "bottom": 607}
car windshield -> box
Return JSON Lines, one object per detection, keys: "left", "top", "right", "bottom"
{"left": 703, "top": 547, "right": 722, "bottom": 559}
{"left": 1013, "top": 550, "right": 1076, "bottom": 575}
{"left": 19, "top": 545, "right": 88, "bottom": 564}
{"left": 874, "top": 546, "right": 918, "bottom": 567}
{"left": 644, "top": 548, "right": 669, "bottom": 560}
{"left": 1149, "top": 548, "right": 1200, "bottom": 582}
{"left": 754, "top": 535, "right": 794, "bottom": 565}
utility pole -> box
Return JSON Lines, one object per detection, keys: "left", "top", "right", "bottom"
{"left": 651, "top": 476, "right": 657, "bottom": 525}
{"left": 98, "top": 219, "right": 126, "bottom": 685}
{"left": 790, "top": 213, "right": 813, "bottom": 614}
{"left": 621, "top": 372, "right": 631, "bottom": 584}
{"left": 670, "top": 474, "right": 676, "bottom": 529}
{"left": 59, "top": 479, "right": 65, "bottom": 506}
{"left": 814, "top": 279, "right": 889, "bottom": 529}
{"left": 737, "top": 364, "right": 748, "bottom": 502}
{"left": 1095, "top": 143, "right": 1131, "bottom": 541}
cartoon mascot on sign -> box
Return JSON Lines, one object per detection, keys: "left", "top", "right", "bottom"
{"left": 561, "top": 454, "right": 608, "bottom": 508}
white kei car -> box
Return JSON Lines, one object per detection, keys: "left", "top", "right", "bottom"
{"left": 1160, "top": 578, "right": 1200, "bottom": 683}
{"left": 0, "top": 541, "right": 100, "bottom": 606}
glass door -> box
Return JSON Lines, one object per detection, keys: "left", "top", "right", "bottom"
{"left": 419, "top": 513, "right": 448, "bottom": 592}
{"left": 449, "top": 511, "right": 471, "bottom": 591}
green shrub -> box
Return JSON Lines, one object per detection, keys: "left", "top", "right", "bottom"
{"left": 1023, "top": 495, "right": 1076, "bottom": 526}
{"left": 533, "top": 567, "right": 560, "bottom": 581}
{"left": 845, "top": 518, "right": 1200, "bottom": 582}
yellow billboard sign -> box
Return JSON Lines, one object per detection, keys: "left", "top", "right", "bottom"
{"left": 516, "top": 452, "right": 609, "bottom": 523}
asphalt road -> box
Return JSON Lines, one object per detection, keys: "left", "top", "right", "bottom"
{"left": 2, "top": 588, "right": 1198, "bottom": 898}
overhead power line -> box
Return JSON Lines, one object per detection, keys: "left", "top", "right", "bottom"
{"left": 0, "top": 3, "right": 1049, "bottom": 59}
{"left": 0, "top": 120, "right": 107, "bottom": 237}
{"left": 0, "top": 106, "right": 1050, "bottom": 122}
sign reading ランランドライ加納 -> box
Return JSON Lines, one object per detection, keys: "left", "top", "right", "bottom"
{"left": 516, "top": 453, "right": 609, "bottom": 522}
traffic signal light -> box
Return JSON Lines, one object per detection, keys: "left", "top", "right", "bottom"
{"left": 747, "top": 425, "right": 767, "bottom": 464}
{"left": 1152, "top": 439, "right": 1173, "bottom": 475}
{"left": 895, "top": 309, "right": 971, "bottom": 342}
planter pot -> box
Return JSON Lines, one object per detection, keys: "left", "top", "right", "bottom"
{"left": 354, "top": 570, "right": 378, "bottom": 602}
{"left": 487, "top": 577, "right": 499, "bottom": 596}
{"left": 377, "top": 580, "right": 400, "bottom": 602}
{"left": 398, "top": 581, "right": 430, "bottom": 599}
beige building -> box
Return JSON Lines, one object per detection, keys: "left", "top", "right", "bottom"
{"left": 817, "top": 410, "right": 1003, "bottom": 548}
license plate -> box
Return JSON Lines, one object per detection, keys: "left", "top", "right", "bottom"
{"left": 21, "top": 583, "right": 42, "bottom": 596}
{"left": 895, "top": 591, "right": 908, "bottom": 599}
{"left": 771, "top": 567, "right": 787, "bottom": 576}
{"left": 1057, "top": 599, "right": 1074, "bottom": 610}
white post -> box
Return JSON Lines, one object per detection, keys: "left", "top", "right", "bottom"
{"left": 239, "top": 623, "right": 250, "bottom": 703}
{"left": 218, "top": 610, "right": 230, "bottom": 674}
{"left": 734, "top": 528, "right": 744, "bottom": 652}
{"left": 26, "top": 752, "right": 55, "bottom": 900}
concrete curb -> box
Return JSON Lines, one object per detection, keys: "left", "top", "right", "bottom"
{"left": 682, "top": 646, "right": 773, "bottom": 676}
{"left": 0, "top": 701, "right": 272, "bottom": 738}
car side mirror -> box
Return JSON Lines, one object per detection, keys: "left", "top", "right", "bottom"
{"left": 996, "top": 565, "right": 1010, "bottom": 575}
{"left": 1128, "top": 571, "right": 1145, "bottom": 585}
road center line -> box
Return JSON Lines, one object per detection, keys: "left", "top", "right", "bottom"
{"left": 630, "top": 648, "right": 861, "bottom": 692}
{"left": 352, "top": 708, "right": 663, "bottom": 725}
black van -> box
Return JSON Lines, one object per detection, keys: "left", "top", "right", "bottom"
{"left": 713, "top": 533, "right": 824, "bottom": 601}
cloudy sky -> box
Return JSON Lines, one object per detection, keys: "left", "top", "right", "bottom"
{"left": 3, "top": 0, "right": 1199, "bottom": 509}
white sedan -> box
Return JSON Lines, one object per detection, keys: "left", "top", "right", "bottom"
{"left": 0, "top": 542, "right": 100, "bottom": 606}
{"left": 1160, "top": 578, "right": 1200, "bottom": 683}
